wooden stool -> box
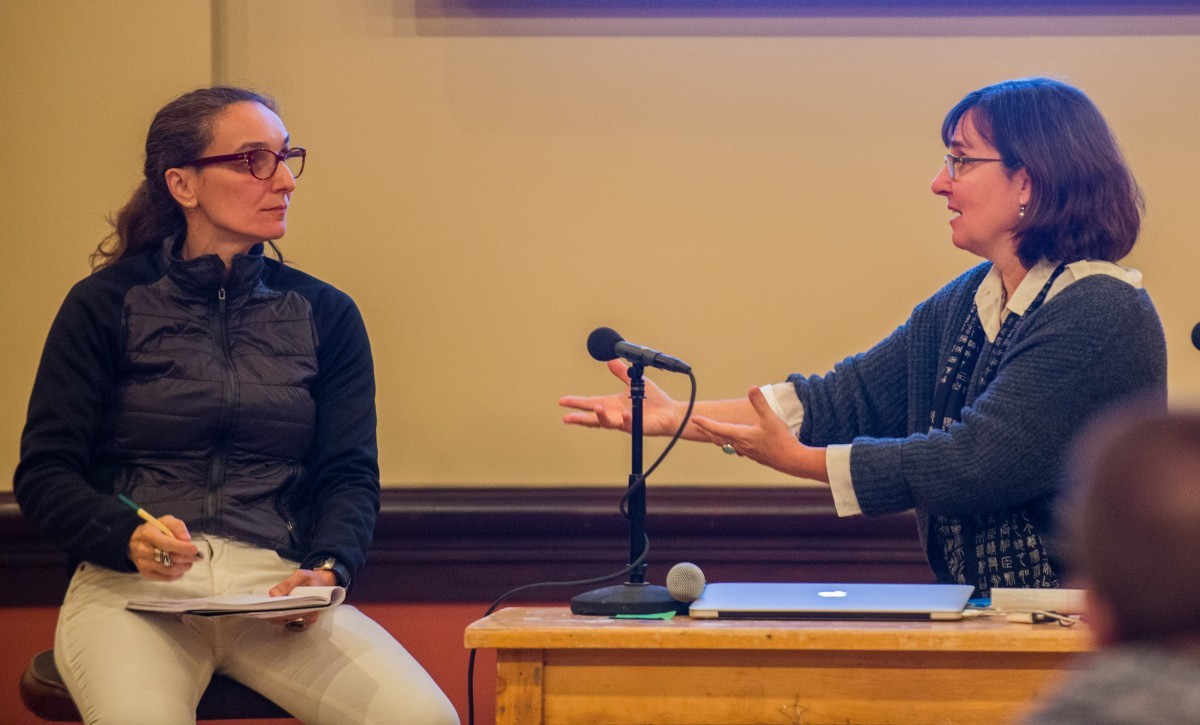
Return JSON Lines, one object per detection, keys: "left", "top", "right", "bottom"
{"left": 20, "top": 650, "right": 292, "bottom": 721}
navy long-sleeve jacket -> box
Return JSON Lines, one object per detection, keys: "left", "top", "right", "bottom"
{"left": 15, "top": 238, "right": 380, "bottom": 585}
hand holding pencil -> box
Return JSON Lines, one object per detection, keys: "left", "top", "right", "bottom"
{"left": 118, "top": 494, "right": 203, "bottom": 581}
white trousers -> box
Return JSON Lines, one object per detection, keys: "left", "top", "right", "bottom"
{"left": 55, "top": 536, "right": 458, "bottom": 725}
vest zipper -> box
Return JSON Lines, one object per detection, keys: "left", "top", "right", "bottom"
{"left": 205, "top": 287, "right": 239, "bottom": 525}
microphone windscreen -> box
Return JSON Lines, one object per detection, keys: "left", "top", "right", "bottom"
{"left": 587, "top": 326, "right": 624, "bottom": 362}
{"left": 1193, "top": 322, "right": 1200, "bottom": 351}
{"left": 666, "top": 562, "right": 706, "bottom": 603}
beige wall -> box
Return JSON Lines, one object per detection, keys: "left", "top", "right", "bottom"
{"left": 4, "top": 1, "right": 1199, "bottom": 491}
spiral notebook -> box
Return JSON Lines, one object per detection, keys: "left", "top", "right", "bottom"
{"left": 688, "top": 582, "right": 974, "bottom": 621}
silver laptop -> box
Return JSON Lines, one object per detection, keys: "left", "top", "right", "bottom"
{"left": 688, "top": 582, "right": 975, "bottom": 621}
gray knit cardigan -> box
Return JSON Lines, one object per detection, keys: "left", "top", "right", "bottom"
{"left": 790, "top": 262, "right": 1167, "bottom": 580}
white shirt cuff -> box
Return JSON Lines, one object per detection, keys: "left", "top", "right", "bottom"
{"left": 759, "top": 382, "right": 804, "bottom": 436}
{"left": 826, "top": 444, "right": 862, "bottom": 517}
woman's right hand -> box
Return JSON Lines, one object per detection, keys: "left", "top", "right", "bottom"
{"left": 127, "top": 515, "right": 201, "bottom": 581}
{"left": 559, "top": 358, "right": 686, "bottom": 437}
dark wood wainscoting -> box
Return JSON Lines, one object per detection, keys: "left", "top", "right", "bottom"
{"left": 0, "top": 487, "right": 929, "bottom": 607}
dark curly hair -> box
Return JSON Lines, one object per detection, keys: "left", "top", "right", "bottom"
{"left": 92, "top": 86, "right": 279, "bottom": 270}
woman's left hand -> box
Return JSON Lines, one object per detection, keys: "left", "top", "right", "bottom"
{"left": 692, "top": 387, "right": 828, "bottom": 482}
{"left": 269, "top": 567, "right": 337, "bottom": 596}
{"left": 266, "top": 567, "right": 339, "bottom": 632}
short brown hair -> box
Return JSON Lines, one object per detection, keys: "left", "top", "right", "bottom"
{"left": 942, "top": 78, "right": 1143, "bottom": 268}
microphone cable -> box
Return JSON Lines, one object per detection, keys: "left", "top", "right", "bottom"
{"left": 466, "top": 535, "right": 651, "bottom": 725}
{"left": 467, "top": 371, "right": 697, "bottom": 725}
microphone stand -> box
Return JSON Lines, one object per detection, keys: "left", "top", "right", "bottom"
{"left": 570, "top": 363, "right": 680, "bottom": 615}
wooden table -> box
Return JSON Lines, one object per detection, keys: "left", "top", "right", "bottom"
{"left": 465, "top": 607, "right": 1092, "bottom": 725}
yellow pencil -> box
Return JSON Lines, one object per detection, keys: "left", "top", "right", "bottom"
{"left": 117, "top": 493, "right": 175, "bottom": 537}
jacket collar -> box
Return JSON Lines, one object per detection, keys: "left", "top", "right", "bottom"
{"left": 160, "top": 236, "right": 265, "bottom": 298}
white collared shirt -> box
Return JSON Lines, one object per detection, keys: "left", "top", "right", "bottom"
{"left": 759, "top": 259, "right": 1143, "bottom": 516}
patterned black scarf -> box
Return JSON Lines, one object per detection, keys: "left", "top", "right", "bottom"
{"left": 928, "top": 264, "right": 1066, "bottom": 596}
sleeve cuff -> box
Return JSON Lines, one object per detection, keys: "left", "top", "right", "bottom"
{"left": 759, "top": 382, "right": 804, "bottom": 436}
{"left": 826, "top": 444, "right": 862, "bottom": 517}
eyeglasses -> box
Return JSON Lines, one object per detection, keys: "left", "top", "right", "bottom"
{"left": 185, "top": 147, "right": 306, "bottom": 180}
{"left": 943, "top": 153, "right": 1001, "bottom": 180}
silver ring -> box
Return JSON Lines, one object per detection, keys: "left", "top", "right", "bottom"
{"left": 153, "top": 548, "right": 164, "bottom": 564}
{"left": 721, "top": 442, "right": 736, "bottom": 455}
{"left": 161, "top": 551, "right": 173, "bottom": 568}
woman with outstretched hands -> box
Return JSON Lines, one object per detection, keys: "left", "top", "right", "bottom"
{"left": 561, "top": 77, "right": 1167, "bottom": 597}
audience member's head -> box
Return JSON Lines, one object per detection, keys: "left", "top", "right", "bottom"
{"left": 1061, "top": 406, "right": 1200, "bottom": 646}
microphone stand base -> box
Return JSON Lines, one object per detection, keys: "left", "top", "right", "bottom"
{"left": 569, "top": 582, "right": 686, "bottom": 616}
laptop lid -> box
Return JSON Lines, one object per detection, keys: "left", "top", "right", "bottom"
{"left": 688, "top": 582, "right": 975, "bottom": 621}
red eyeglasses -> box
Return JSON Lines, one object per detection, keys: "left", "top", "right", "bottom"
{"left": 185, "top": 147, "right": 306, "bottom": 180}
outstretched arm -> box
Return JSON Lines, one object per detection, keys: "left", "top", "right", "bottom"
{"left": 692, "top": 387, "right": 829, "bottom": 482}
{"left": 559, "top": 358, "right": 758, "bottom": 441}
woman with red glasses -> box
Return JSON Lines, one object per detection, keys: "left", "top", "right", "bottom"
{"left": 15, "top": 87, "right": 458, "bottom": 724}
{"left": 561, "top": 77, "right": 1167, "bottom": 598}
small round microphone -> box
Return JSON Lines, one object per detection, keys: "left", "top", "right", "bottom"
{"left": 665, "top": 562, "right": 707, "bottom": 603}
{"left": 587, "top": 326, "right": 624, "bottom": 362}
{"left": 1192, "top": 322, "right": 1200, "bottom": 351}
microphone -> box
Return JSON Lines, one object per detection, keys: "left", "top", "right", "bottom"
{"left": 665, "top": 562, "right": 707, "bottom": 603}
{"left": 587, "top": 327, "right": 692, "bottom": 374}
{"left": 1193, "top": 322, "right": 1200, "bottom": 351}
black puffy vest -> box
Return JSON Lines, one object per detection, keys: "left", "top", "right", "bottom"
{"left": 105, "top": 241, "right": 318, "bottom": 553}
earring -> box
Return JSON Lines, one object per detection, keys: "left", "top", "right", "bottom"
{"left": 1018, "top": 204, "right": 1027, "bottom": 219}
